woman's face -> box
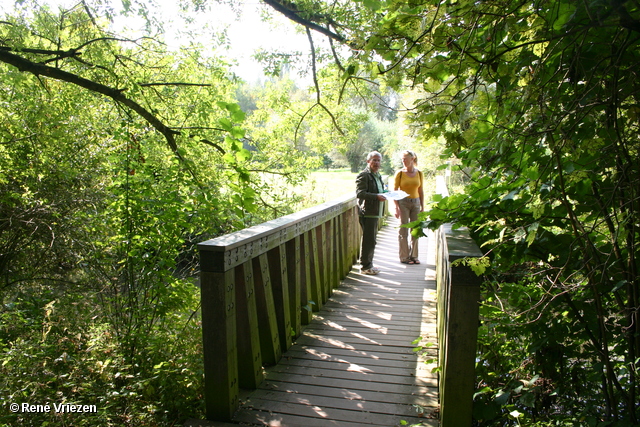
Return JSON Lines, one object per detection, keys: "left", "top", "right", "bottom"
{"left": 402, "top": 154, "right": 414, "bottom": 168}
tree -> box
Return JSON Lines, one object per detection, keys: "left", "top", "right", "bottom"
{"left": 262, "top": 0, "right": 640, "bottom": 424}
{"left": 0, "top": 3, "right": 306, "bottom": 425}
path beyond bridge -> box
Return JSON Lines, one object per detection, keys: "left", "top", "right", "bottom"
{"left": 187, "top": 218, "right": 439, "bottom": 427}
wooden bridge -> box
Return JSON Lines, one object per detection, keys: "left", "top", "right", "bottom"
{"left": 191, "top": 179, "right": 482, "bottom": 427}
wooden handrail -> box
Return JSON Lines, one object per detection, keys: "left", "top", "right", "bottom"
{"left": 197, "top": 193, "right": 361, "bottom": 421}
{"left": 434, "top": 175, "right": 483, "bottom": 426}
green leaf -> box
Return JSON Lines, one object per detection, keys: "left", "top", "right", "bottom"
{"left": 231, "top": 126, "right": 246, "bottom": 139}
{"left": 218, "top": 118, "right": 233, "bottom": 132}
{"left": 363, "top": 0, "right": 382, "bottom": 12}
{"left": 236, "top": 148, "right": 251, "bottom": 162}
{"left": 231, "top": 109, "right": 246, "bottom": 123}
{"left": 494, "top": 389, "right": 511, "bottom": 406}
{"left": 552, "top": 3, "right": 576, "bottom": 31}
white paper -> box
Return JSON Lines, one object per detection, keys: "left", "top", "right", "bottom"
{"left": 382, "top": 190, "right": 409, "bottom": 201}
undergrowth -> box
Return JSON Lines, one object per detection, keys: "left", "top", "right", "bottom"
{"left": 0, "top": 283, "right": 204, "bottom": 426}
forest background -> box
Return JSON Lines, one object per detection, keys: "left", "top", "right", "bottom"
{"left": 1, "top": 0, "right": 639, "bottom": 426}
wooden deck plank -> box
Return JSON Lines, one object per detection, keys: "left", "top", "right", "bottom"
{"left": 261, "top": 372, "right": 436, "bottom": 397}
{"left": 256, "top": 381, "right": 437, "bottom": 407}
{"left": 284, "top": 346, "right": 437, "bottom": 366}
{"left": 231, "top": 220, "right": 439, "bottom": 426}
{"left": 235, "top": 395, "right": 435, "bottom": 426}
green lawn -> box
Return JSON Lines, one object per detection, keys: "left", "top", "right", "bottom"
{"left": 304, "top": 169, "right": 358, "bottom": 205}
{"left": 294, "top": 168, "right": 437, "bottom": 211}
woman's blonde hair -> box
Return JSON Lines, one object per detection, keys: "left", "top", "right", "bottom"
{"left": 401, "top": 150, "right": 418, "bottom": 166}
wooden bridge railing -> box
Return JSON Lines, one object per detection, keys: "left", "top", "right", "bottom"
{"left": 434, "top": 175, "right": 483, "bottom": 426}
{"left": 197, "top": 193, "right": 361, "bottom": 421}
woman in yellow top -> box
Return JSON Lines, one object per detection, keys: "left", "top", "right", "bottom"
{"left": 393, "top": 150, "right": 424, "bottom": 264}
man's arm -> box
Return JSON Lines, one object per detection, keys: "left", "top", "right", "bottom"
{"left": 356, "top": 172, "right": 386, "bottom": 201}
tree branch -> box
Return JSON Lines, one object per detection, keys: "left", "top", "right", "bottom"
{"left": 138, "top": 82, "right": 212, "bottom": 87}
{"left": 261, "top": 0, "right": 346, "bottom": 43}
{"left": 0, "top": 48, "right": 182, "bottom": 158}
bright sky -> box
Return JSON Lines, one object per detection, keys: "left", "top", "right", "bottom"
{"left": 155, "top": 0, "right": 312, "bottom": 82}
{"left": 2, "top": 0, "right": 312, "bottom": 82}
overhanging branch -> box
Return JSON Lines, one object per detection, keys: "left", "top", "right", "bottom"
{"left": 261, "top": 0, "right": 346, "bottom": 43}
{"left": 0, "top": 48, "right": 181, "bottom": 157}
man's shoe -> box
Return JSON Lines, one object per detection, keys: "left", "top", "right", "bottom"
{"left": 362, "top": 267, "right": 380, "bottom": 275}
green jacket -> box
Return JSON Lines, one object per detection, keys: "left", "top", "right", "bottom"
{"left": 356, "top": 167, "right": 385, "bottom": 217}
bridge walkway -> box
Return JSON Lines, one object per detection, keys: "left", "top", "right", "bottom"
{"left": 225, "top": 218, "right": 440, "bottom": 426}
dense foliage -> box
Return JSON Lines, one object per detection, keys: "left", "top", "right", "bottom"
{"left": 3, "top": 0, "right": 639, "bottom": 425}
{"left": 418, "top": 3, "right": 640, "bottom": 425}
{"left": 260, "top": 0, "right": 639, "bottom": 425}
{"left": 377, "top": 1, "right": 640, "bottom": 426}
{"left": 0, "top": 1, "right": 388, "bottom": 425}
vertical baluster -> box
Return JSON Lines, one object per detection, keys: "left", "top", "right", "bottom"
{"left": 340, "top": 211, "right": 350, "bottom": 277}
{"left": 285, "top": 236, "right": 301, "bottom": 337}
{"left": 352, "top": 206, "right": 361, "bottom": 265}
{"left": 235, "top": 260, "right": 264, "bottom": 389}
{"left": 300, "top": 232, "right": 312, "bottom": 325}
{"left": 308, "top": 227, "right": 323, "bottom": 311}
{"left": 345, "top": 207, "right": 355, "bottom": 267}
{"left": 330, "top": 216, "right": 340, "bottom": 289}
{"left": 325, "top": 218, "right": 336, "bottom": 291}
{"left": 267, "top": 244, "right": 292, "bottom": 351}
{"left": 252, "top": 253, "right": 282, "bottom": 366}
{"left": 335, "top": 213, "right": 345, "bottom": 278}
{"left": 315, "top": 223, "right": 329, "bottom": 305}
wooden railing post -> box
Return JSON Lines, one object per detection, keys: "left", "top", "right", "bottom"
{"left": 435, "top": 176, "right": 483, "bottom": 427}
{"left": 235, "top": 260, "right": 264, "bottom": 389}
{"left": 198, "top": 194, "right": 359, "bottom": 421}
{"left": 199, "top": 268, "right": 238, "bottom": 421}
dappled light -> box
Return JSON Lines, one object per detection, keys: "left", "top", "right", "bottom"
{"left": 349, "top": 332, "right": 382, "bottom": 346}
{"left": 306, "top": 333, "right": 356, "bottom": 351}
{"left": 4, "top": 0, "right": 634, "bottom": 425}
{"left": 319, "top": 319, "right": 347, "bottom": 331}
{"left": 228, "top": 221, "right": 438, "bottom": 425}
{"left": 310, "top": 406, "right": 328, "bottom": 418}
{"left": 344, "top": 314, "right": 389, "bottom": 334}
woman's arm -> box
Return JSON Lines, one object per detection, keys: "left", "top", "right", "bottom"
{"left": 419, "top": 171, "right": 425, "bottom": 211}
{"left": 393, "top": 171, "right": 402, "bottom": 218}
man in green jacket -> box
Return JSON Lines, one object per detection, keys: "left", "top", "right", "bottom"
{"left": 355, "top": 151, "right": 386, "bottom": 275}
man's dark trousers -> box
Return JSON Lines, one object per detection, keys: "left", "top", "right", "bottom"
{"left": 359, "top": 216, "right": 379, "bottom": 270}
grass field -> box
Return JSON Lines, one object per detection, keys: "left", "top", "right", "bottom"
{"left": 292, "top": 168, "right": 439, "bottom": 212}
{"left": 304, "top": 168, "right": 358, "bottom": 204}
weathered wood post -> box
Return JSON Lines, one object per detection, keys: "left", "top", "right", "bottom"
{"left": 434, "top": 175, "right": 484, "bottom": 427}
{"left": 437, "top": 224, "right": 483, "bottom": 426}
{"left": 199, "top": 266, "right": 238, "bottom": 420}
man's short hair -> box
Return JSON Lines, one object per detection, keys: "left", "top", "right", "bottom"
{"left": 367, "top": 151, "right": 382, "bottom": 161}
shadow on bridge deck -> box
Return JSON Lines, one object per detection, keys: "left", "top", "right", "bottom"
{"left": 187, "top": 218, "right": 439, "bottom": 427}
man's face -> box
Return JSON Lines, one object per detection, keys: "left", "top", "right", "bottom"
{"left": 367, "top": 154, "right": 382, "bottom": 173}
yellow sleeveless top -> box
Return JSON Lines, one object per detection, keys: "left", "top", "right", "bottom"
{"left": 394, "top": 170, "right": 423, "bottom": 199}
